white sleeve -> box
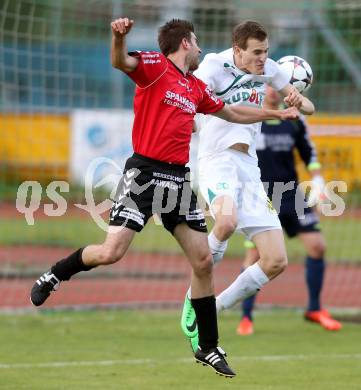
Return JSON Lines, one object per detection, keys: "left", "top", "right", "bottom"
{"left": 193, "top": 53, "right": 219, "bottom": 91}
{"left": 269, "top": 61, "right": 290, "bottom": 91}
{"left": 194, "top": 113, "right": 207, "bottom": 132}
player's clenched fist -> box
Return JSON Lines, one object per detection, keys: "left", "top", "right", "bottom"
{"left": 284, "top": 87, "right": 303, "bottom": 110}
{"left": 111, "top": 17, "right": 134, "bottom": 37}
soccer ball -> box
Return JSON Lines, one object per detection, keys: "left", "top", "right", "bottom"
{"left": 277, "top": 55, "right": 313, "bottom": 93}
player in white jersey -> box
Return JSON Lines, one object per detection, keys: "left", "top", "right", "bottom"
{"left": 181, "top": 21, "right": 315, "bottom": 351}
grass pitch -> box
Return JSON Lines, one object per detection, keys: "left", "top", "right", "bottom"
{"left": 0, "top": 309, "right": 360, "bottom": 389}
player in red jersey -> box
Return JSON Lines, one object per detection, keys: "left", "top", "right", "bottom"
{"left": 30, "top": 17, "right": 298, "bottom": 378}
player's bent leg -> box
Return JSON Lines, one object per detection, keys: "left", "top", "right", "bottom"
{"left": 216, "top": 229, "right": 286, "bottom": 312}
{"left": 253, "top": 228, "right": 288, "bottom": 280}
{"left": 209, "top": 195, "right": 238, "bottom": 265}
{"left": 211, "top": 195, "right": 238, "bottom": 240}
{"left": 30, "top": 226, "right": 136, "bottom": 306}
{"left": 82, "top": 226, "right": 136, "bottom": 266}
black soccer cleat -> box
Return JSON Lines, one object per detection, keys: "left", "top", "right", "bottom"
{"left": 30, "top": 271, "right": 60, "bottom": 306}
{"left": 195, "top": 346, "right": 236, "bottom": 378}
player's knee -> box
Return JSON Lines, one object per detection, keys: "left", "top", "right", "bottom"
{"left": 308, "top": 241, "right": 326, "bottom": 259}
{"left": 215, "top": 218, "right": 237, "bottom": 240}
{"left": 261, "top": 252, "right": 288, "bottom": 276}
{"left": 271, "top": 252, "right": 288, "bottom": 274}
{"left": 193, "top": 252, "right": 213, "bottom": 278}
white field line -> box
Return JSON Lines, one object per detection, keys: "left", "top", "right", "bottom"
{"left": 1, "top": 353, "right": 361, "bottom": 369}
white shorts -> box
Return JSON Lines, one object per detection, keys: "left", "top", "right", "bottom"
{"left": 198, "top": 149, "right": 281, "bottom": 239}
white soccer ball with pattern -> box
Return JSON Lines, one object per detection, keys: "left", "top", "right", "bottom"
{"left": 277, "top": 55, "right": 313, "bottom": 93}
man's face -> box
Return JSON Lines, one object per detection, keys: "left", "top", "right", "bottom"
{"left": 187, "top": 32, "right": 202, "bottom": 71}
{"left": 234, "top": 38, "right": 269, "bottom": 75}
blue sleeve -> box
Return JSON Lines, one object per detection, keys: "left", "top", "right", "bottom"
{"left": 294, "top": 118, "right": 319, "bottom": 168}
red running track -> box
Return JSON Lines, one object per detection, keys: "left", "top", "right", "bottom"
{"left": 0, "top": 246, "right": 360, "bottom": 310}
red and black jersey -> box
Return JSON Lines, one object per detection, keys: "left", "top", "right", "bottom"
{"left": 125, "top": 51, "right": 224, "bottom": 165}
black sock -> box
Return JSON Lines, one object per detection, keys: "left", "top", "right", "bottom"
{"left": 191, "top": 296, "right": 218, "bottom": 352}
{"left": 51, "top": 248, "right": 94, "bottom": 281}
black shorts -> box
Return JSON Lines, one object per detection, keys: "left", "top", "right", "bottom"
{"left": 279, "top": 196, "right": 321, "bottom": 238}
{"left": 109, "top": 153, "right": 207, "bottom": 234}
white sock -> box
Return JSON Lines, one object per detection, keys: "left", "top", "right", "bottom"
{"left": 208, "top": 231, "right": 228, "bottom": 265}
{"left": 216, "top": 262, "right": 269, "bottom": 312}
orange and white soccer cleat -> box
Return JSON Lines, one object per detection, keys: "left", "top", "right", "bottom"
{"left": 304, "top": 309, "right": 342, "bottom": 331}
{"left": 236, "top": 317, "right": 254, "bottom": 336}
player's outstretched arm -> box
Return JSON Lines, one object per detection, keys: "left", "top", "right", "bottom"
{"left": 213, "top": 104, "right": 300, "bottom": 125}
{"left": 280, "top": 84, "right": 315, "bottom": 115}
{"left": 110, "top": 17, "right": 138, "bottom": 73}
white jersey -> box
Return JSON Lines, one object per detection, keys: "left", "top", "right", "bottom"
{"left": 194, "top": 48, "right": 289, "bottom": 160}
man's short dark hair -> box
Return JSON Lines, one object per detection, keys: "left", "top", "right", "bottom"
{"left": 232, "top": 21, "right": 267, "bottom": 50}
{"left": 158, "top": 19, "right": 195, "bottom": 56}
